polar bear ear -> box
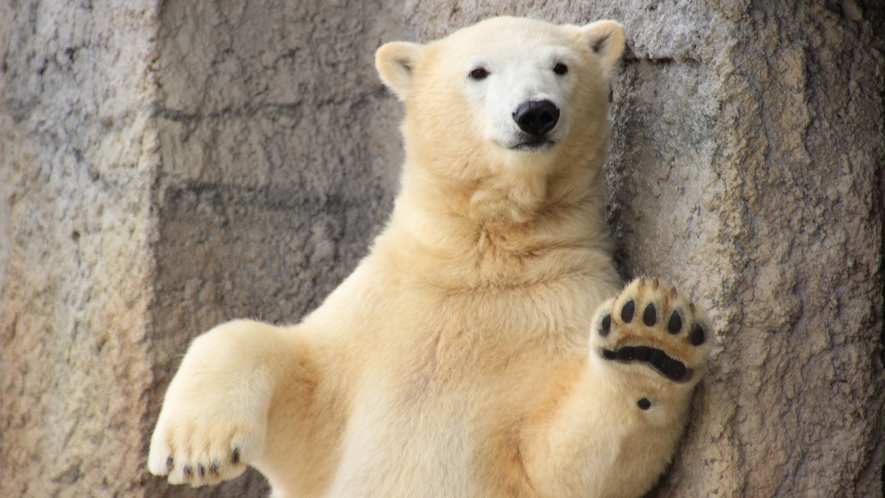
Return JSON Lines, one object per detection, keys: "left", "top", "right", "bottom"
{"left": 580, "top": 20, "right": 626, "bottom": 78}
{"left": 376, "top": 42, "right": 425, "bottom": 100}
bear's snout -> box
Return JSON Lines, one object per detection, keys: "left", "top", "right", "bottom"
{"left": 512, "top": 100, "right": 560, "bottom": 137}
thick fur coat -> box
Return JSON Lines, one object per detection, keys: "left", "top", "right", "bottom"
{"left": 149, "top": 17, "right": 711, "bottom": 498}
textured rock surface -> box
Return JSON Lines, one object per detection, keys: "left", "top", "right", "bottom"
{"left": 1, "top": 0, "right": 882, "bottom": 497}
{"left": 0, "top": 1, "right": 161, "bottom": 495}
{"left": 143, "top": 0, "right": 405, "bottom": 495}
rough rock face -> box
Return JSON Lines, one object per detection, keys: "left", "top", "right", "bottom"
{"left": 1, "top": 1, "right": 882, "bottom": 497}
{"left": 0, "top": 1, "right": 161, "bottom": 495}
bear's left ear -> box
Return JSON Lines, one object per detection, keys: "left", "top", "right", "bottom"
{"left": 580, "top": 21, "right": 626, "bottom": 78}
{"left": 376, "top": 42, "right": 425, "bottom": 101}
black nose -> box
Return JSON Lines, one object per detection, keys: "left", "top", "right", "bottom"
{"left": 513, "top": 100, "right": 560, "bottom": 137}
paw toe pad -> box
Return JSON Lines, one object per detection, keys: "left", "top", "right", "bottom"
{"left": 621, "top": 300, "right": 635, "bottom": 322}
{"left": 642, "top": 303, "right": 656, "bottom": 326}
{"left": 600, "top": 314, "right": 611, "bottom": 337}
{"left": 667, "top": 312, "right": 682, "bottom": 334}
{"left": 690, "top": 324, "right": 706, "bottom": 346}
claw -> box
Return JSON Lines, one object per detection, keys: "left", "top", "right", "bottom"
{"left": 652, "top": 278, "right": 659, "bottom": 290}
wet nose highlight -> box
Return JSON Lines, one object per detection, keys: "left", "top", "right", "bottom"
{"left": 513, "top": 100, "right": 560, "bottom": 137}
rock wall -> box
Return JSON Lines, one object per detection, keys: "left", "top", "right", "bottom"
{"left": 1, "top": 1, "right": 882, "bottom": 496}
{"left": 0, "top": 1, "right": 160, "bottom": 495}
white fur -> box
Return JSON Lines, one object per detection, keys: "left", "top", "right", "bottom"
{"left": 149, "top": 17, "right": 710, "bottom": 498}
{"left": 462, "top": 42, "right": 575, "bottom": 148}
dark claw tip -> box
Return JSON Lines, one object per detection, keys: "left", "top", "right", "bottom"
{"left": 638, "top": 398, "right": 651, "bottom": 410}
{"left": 231, "top": 448, "right": 241, "bottom": 465}
{"left": 198, "top": 464, "right": 205, "bottom": 477}
{"left": 621, "top": 300, "right": 635, "bottom": 323}
{"left": 210, "top": 462, "right": 219, "bottom": 475}
{"left": 667, "top": 311, "right": 683, "bottom": 334}
{"left": 600, "top": 314, "right": 611, "bottom": 336}
{"left": 166, "top": 457, "right": 174, "bottom": 471}
{"left": 642, "top": 303, "right": 656, "bottom": 326}
{"left": 691, "top": 324, "right": 706, "bottom": 345}
{"left": 183, "top": 465, "right": 192, "bottom": 477}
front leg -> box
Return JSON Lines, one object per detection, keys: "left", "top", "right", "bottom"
{"left": 526, "top": 278, "right": 712, "bottom": 498}
{"left": 148, "top": 320, "right": 298, "bottom": 486}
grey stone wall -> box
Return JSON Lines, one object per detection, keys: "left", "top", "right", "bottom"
{"left": 0, "top": 1, "right": 160, "bottom": 495}
{"left": 1, "top": 1, "right": 882, "bottom": 497}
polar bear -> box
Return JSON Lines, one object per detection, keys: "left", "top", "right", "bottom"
{"left": 148, "top": 16, "right": 711, "bottom": 498}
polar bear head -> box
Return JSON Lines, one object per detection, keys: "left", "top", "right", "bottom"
{"left": 376, "top": 17, "right": 625, "bottom": 182}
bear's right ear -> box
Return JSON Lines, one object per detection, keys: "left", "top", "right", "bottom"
{"left": 580, "top": 21, "right": 626, "bottom": 78}
{"left": 376, "top": 42, "right": 425, "bottom": 101}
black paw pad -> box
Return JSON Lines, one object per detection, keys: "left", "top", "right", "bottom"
{"left": 602, "top": 346, "right": 691, "bottom": 382}
{"left": 691, "top": 324, "right": 706, "bottom": 346}
{"left": 600, "top": 314, "right": 611, "bottom": 337}
{"left": 642, "top": 303, "right": 656, "bottom": 326}
{"left": 667, "top": 311, "right": 682, "bottom": 334}
{"left": 621, "top": 300, "right": 635, "bottom": 323}
{"left": 650, "top": 350, "right": 688, "bottom": 380}
{"left": 637, "top": 398, "right": 651, "bottom": 410}
{"left": 231, "top": 448, "right": 241, "bottom": 465}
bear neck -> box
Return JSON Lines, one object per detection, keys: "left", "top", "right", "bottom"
{"left": 376, "top": 148, "right": 614, "bottom": 288}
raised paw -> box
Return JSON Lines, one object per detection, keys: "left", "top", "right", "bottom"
{"left": 592, "top": 277, "right": 711, "bottom": 386}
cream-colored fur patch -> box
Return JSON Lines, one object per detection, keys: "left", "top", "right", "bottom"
{"left": 149, "top": 17, "right": 711, "bottom": 498}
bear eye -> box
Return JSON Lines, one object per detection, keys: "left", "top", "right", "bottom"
{"left": 553, "top": 63, "right": 568, "bottom": 75}
{"left": 469, "top": 68, "right": 489, "bottom": 80}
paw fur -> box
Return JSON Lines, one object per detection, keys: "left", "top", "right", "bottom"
{"left": 148, "top": 406, "right": 260, "bottom": 487}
